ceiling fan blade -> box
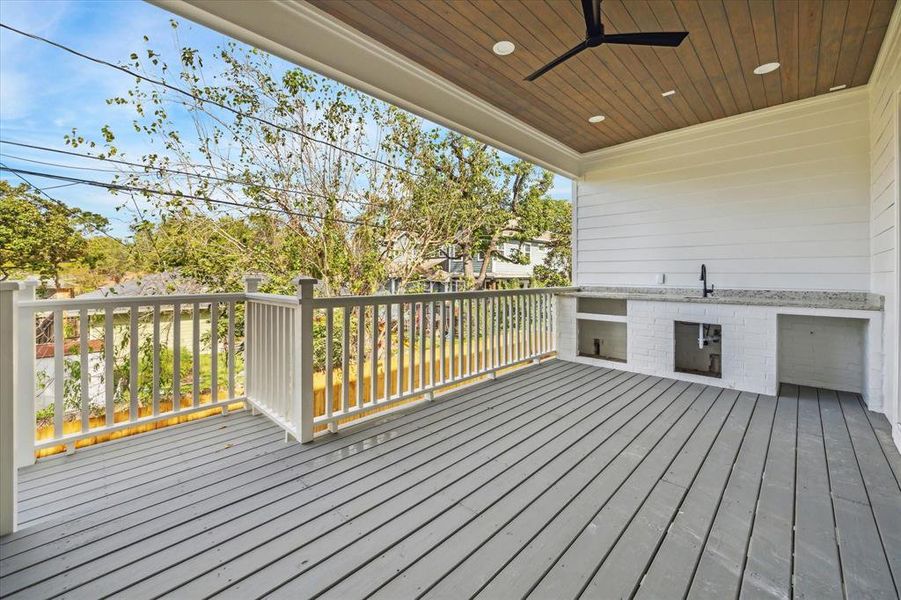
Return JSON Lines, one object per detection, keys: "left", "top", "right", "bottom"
{"left": 602, "top": 31, "right": 689, "bottom": 47}
{"left": 525, "top": 41, "right": 589, "bottom": 81}
{"left": 581, "top": 0, "right": 602, "bottom": 37}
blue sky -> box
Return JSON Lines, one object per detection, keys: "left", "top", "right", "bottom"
{"left": 0, "top": 0, "right": 571, "bottom": 238}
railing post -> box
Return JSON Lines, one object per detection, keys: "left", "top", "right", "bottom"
{"left": 15, "top": 278, "right": 37, "bottom": 468}
{"left": 1, "top": 281, "right": 21, "bottom": 535}
{"left": 243, "top": 275, "right": 263, "bottom": 414}
{"left": 293, "top": 276, "right": 317, "bottom": 443}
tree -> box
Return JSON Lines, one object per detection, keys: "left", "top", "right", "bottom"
{"left": 66, "top": 21, "right": 570, "bottom": 294}
{"left": 68, "top": 23, "right": 456, "bottom": 295}
{"left": 0, "top": 181, "right": 108, "bottom": 287}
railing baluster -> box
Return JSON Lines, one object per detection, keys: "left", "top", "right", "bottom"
{"left": 172, "top": 303, "right": 181, "bottom": 412}
{"left": 396, "top": 302, "right": 403, "bottom": 397}
{"left": 227, "top": 301, "right": 236, "bottom": 400}
{"left": 342, "top": 306, "right": 350, "bottom": 414}
{"left": 386, "top": 302, "right": 393, "bottom": 400}
{"left": 526, "top": 294, "right": 532, "bottom": 358}
{"left": 79, "top": 309, "right": 90, "bottom": 432}
{"left": 477, "top": 298, "right": 488, "bottom": 373}
{"left": 439, "top": 300, "right": 446, "bottom": 384}
{"left": 356, "top": 305, "right": 364, "bottom": 409}
{"left": 103, "top": 308, "right": 114, "bottom": 425}
{"left": 152, "top": 305, "right": 160, "bottom": 416}
{"left": 408, "top": 302, "right": 415, "bottom": 392}
{"left": 52, "top": 309, "right": 64, "bottom": 439}
{"left": 129, "top": 306, "right": 139, "bottom": 422}
{"left": 429, "top": 301, "right": 436, "bottom": 387}
{"left": 325, "top": 307, "right": 334, "bottom": 422}
{"left": 449, "top": 298, "right": 455, "bottom": 381}
{"left": 192, "top": 302, "right": 200, "bottom": 408}
{"left": 466, "top": 298, "right": 472, "bottom": 376}
{"left": 416, "top": 302, "right": 422, "bottom": 391}
{"left": 370, "top": 303, "right": 378, "bottom": 404}
{"left": 210, "top": 302, "right": 219, "bottom": 407}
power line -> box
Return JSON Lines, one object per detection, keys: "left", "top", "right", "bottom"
{"left": 0, "top": 23, "right": 419, "bottom": 177}
{"left": 0, "top": 165, "right": 406, "bottom": 232}
{"left": 0, "top": 140, "right": 388, "bottom": 208}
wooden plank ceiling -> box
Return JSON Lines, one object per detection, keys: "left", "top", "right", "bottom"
{"left": 309, "top": 0, "right": 896, "bottom": 153}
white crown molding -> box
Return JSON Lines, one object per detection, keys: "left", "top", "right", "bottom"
{"left": 870, "top": 0, "right": 901, "bottom": 85}
{"left": 148, "top": 0, "right": 582, "bottom": 178}
{"left": 578, "top": 86, "right": 870, "bottom": 173}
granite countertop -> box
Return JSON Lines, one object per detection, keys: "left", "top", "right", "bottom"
{"left": 560, "top": 287, "right": 884, "bottom": 311}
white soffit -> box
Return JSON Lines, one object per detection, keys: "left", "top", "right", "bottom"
{"left": 149, "top": 0, "right": 583, "bottom": 178}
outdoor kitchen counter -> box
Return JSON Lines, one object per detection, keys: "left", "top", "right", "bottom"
{"left": 560, "top": 287, "right": 884, "bottom": 312}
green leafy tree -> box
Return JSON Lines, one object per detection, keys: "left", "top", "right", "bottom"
{"left": 0, "top": 181, "right": 109, "bottom": 287}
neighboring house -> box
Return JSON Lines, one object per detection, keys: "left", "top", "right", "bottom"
{"left": 75, "top": 271, "right": 208, "bottom": 299}
{"left": 440, "top": 233, "right": 553, "bottom": 290}
{"left": 386, "top": 229, "right": 556, "bottom": 292}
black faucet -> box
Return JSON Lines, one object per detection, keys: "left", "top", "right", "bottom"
{"left": 700, "top": 264, "right": 714, "bottom": 298}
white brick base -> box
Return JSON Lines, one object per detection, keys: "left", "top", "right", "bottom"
{"left": 558, "top": 297, "right": 884, "bottom": 409}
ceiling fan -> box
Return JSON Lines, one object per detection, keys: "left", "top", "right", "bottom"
{"left": 525, "top": 0, "right": 689, "bottom": 81}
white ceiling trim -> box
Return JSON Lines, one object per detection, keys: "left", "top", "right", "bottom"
{"left": 148, "top": 0, "right": 583, "bottom": 178}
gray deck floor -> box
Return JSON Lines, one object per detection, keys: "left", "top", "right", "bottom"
{"left": 1, "top": 360, "right": 900, "bottom": 599}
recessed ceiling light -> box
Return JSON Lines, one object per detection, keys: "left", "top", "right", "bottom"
{"left": 753, "top": 62, "right": 780, "bottom": 75}
{"left": 661, "top": 90, "right": 676, "bottom": 97}
{"left": 492, "top": 41, "right": 515, "bottom": 56}
{"left": 588, "top": 115, "right": 606, "bottom": 123}
{"left": 829, "top": 84, "right": 847, "bottom": 91}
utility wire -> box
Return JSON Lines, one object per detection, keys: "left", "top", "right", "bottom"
{"left": 0, "top": 23, "right": 418, "bottom": 177}
{"left": 0, "top": 166, "right": 408, "bottom": 232}
{"left": 0, "top": 140, "right": 388, "bottom": 208}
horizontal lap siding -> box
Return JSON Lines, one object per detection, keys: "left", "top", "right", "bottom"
{"left": 575, "top": 90, "right": 870, "bottom": 291}
{"left": 868, "top": 6, "right": 900, "bottom": 437}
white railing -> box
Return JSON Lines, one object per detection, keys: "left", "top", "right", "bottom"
{"left": 0, "top": 275, "right": 573, "bottom": 533}
{"left": 306, "top": 286, "right": 564, "bottom": 435}
{"left": 7, "top": 280, "right": 249, "bottom": 464}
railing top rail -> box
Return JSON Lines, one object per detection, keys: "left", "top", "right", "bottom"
{"left": 13, "top": 285, "right": 577, "bottom": 311}
{"left": 245, "top": 292, "right": 298, "bottom": 307}
{"left": 17, "top": 292, "right": 247, "bottom": 310}
{"left": 309, "top": 286, "right": 577, "bottom": 309}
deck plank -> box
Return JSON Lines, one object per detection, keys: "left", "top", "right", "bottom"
{"left": 819, "top": 388, "right": 896, "bottom": 598}
{"left": 633, "top": 390, "right": 756, "bottom": 599}
{"left": 792, "top": 385, "right": 843, "bottom": 600}
{"left": 2, "top": 361, "right": 900, "bottom": 600}
{"left": 686, "top": 393, "right": 777, "bottom": 599}
{"left": 836, "top": 391, "right": 901, "bottom": 596}
{"left": 862, "top": 398, "right": 901, "bottom": 486}
{"left": 580, "top": 388, "right": 739, "bottom": 600}
{"left": 740, "top": 384, "right": 799, "bottom": 600}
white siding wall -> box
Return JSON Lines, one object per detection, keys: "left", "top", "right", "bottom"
{"left": 576, "top": 89, "right": 871, "bottom": 291}
{"left": 868, "top": 5, "right": 901, "bottom": 443}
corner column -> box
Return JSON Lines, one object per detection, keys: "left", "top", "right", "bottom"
{"left": 1, "top": 281, "right": 21, "bottom": 535}
{"left": 294, "top": 276, "right": 318, "bottom": 443}
{"left": 16, "top": 278, "right": 37, "bottom": 468}
{"left": 243, "top": 274, "right": 263, "bottom": 413}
